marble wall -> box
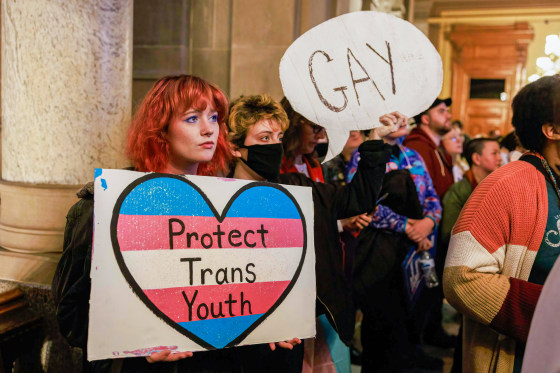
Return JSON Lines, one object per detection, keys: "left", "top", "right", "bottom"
{"left": 1, "top": 0, "right": 132, "bottom": 184}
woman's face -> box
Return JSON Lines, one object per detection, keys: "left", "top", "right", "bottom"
{"left": 243, "top": 119, "right": 284, "bottom": 146}
{"left": 165, "top": 105, "right": 220, "bottom": 173}
{"left": 298, "top": 118, "right": 326, "bottom": 155}
{"left": 442, "top": 129, "right": 463, "bottom": 156}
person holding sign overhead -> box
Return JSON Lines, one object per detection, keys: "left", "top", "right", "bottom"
{"left": 346, "top": 115, "right": 443, "bottom": 372}
{"left": 52, "top": 75, "right": 295, "bottom": 372}
{"left": 227, "top": 93, "right": 404, "bottom": 372}
{"left": 279, "top": 97, "right": 373, "bottom": 370}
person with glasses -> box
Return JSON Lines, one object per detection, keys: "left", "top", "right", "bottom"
{"left": 227, "top": 94, "right": 401, "bottom": 372}
{"left": 279, "top": 97, "right": 328, "bottom": 182}
{"left": 441, "top": 128, "right": 469, "bottom": 182}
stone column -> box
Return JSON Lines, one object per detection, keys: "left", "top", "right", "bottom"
{"left": 0, "top": 0, "right": 132, "bottom": 257}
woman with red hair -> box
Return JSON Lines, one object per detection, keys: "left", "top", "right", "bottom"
{"left": 53, "top": 75, "right": 232, "bottom": 372}
{"left": 126, "top": 74, "right": 231, "bottom": 176}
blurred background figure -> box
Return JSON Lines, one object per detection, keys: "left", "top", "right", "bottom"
{"left": 405, "top": 98, "right": 453, "bottom": 198}
{"left": 500, "top": 130, "right": 526, "bottom": 164}
{"left": 323, "top": 130, "right": 364, "bottom": 187}
{"left": 488, "top": 128, "right": 502, "bottom": 140}
{"left": 451, "top": 120, "right": 472, "bottom": 146}
{"left": 440, "top": 138, "right": 502, "bottom": 264}
{"left": 441, "top": 128, "right": 469, "bottom": 182}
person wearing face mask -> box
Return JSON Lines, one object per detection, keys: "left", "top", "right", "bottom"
{"left": 52, "top": 76, "right": 298, "bottom": 373}
{"left": 227, "top": 94, "right": 400, "bottom": 372}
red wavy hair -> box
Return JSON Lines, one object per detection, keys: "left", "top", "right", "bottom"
{"left": 126, "top": 75, "right": 231, "bottom": 176}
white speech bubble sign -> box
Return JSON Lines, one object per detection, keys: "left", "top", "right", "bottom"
{"left": 279, "top": 11, "right": 443, "bottom": 162}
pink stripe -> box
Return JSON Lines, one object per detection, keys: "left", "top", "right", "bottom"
{"left": 143, "top": 281, "right": 290, "bottom": 322}
{"left": 117, "top": 216, "right": 303, "bottom": 251}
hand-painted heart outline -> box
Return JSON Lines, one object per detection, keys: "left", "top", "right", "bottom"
{"left": 110, "top": 173, "right": 307, "bottom": 350}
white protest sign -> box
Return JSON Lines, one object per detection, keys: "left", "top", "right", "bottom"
{"left": 88, "top": 169, "right": 316, "bottom": 360}
{"left": 279, "top": 11, "right": 443, "bottom": 162}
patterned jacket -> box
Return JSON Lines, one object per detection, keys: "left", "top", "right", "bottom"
{"left": 346, "top": 144, "right": 441, "bottom": 232}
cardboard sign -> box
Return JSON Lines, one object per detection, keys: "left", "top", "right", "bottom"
{"left": 88, "top": 169, "right": 316, "bottom": 361}
{"left": 279, "top": 11, "right": 443, "bottom": 161}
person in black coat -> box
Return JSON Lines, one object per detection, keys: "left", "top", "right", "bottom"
{"left": 227, "top": 94, "right": 404, "bottom": 365}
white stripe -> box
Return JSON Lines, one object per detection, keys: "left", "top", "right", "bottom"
{"left": 503, "top": 244, "right": 537, "bottom": 280}
{"left": 445, "top": 231, "right": 503, "bottom": 273}
{"left": 446, "top": 231, "right": 537, "bottom": 279}
{"left": 121, "top": 247, "right": 304, "bottom": 289}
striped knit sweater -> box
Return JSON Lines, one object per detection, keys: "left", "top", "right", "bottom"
{"left": 443, "top": 159, "right": 548, "bottom": 373}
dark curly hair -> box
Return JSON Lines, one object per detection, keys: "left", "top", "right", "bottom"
{"left": 512, "top": 74, "right": 560, "bottom": 153}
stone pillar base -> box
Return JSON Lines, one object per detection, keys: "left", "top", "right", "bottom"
{"left": 0, "top": 180, "right": 80, "bottom": 253}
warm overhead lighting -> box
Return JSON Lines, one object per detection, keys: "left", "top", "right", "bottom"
{"left": 545, "top": 34, "right": 560, "bottom": 56}
{"left": 528, "top": 74, "right": 540, "bottom": 82}
{"left": 536, "top": 56, "right": 554, "bottom": 71}
{"left": 529, "top": 33, "right": 560, "bottom": 82}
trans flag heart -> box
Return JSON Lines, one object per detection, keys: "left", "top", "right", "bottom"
{"left": 110, "top": 174, "right": 307, "bottom": 350}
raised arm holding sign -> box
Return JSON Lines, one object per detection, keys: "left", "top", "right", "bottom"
{"left": 228, "top": 94, "right": 394, "bottom": 351}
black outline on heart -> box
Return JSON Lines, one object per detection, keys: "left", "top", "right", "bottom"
{"left": 110, "top": 173, "right": 307, "bottom": 350}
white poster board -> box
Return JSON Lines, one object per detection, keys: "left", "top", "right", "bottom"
{"left": 88, "top": 169, "right": 316, "bottom": 360}
{"left": 279, "top": 11, "right": 443, "bottom": 161}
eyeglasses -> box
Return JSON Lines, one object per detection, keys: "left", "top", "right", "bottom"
{"left": 310, "top": 123, "right": 325, "bottom": 134}
{"left": 298, "top": 116, "right": 325, "bottom": 134}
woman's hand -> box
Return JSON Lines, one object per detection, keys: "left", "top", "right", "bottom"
{"left": 146, "top": 350, "right": 193, "bottom": 363}
{"left": 416, "top": 237, "right": 432, "bottom": 252}
{"left": 369, "top": 111, "right": 408, "bottom": 140}
{"left": 405, "top": 217, "right": 434, "bottom": 243}
{"left": 269, "top": 338, "right": 302, "bottom": 351}
{"left": 342, "top": 213, "right": 373, "bottom": 232}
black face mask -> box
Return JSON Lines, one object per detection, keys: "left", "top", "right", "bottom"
{"left": 240, "top": 143, "right": 284, "bottom": 181}
{"left": 315, "top": 142, "right": 329, "bottom": 162}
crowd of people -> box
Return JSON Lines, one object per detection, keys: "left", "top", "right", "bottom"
{"left": 51, "top": 73, "right": 560, "bottom": 373}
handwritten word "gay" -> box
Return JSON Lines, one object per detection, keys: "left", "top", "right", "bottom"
{"left": 308, "top": 41, "right": 396, "bottom": 113}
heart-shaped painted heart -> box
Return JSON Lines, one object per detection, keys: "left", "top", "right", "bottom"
{"left": 110, "top": 174, "right": 307, "bottom": 350}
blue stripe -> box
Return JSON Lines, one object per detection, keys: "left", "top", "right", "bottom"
{"left": 120, "top": 177, "right": 214, "bottom": 216}
{"left": 178, "top": 313, "right": 264, "bottom": 349}
{"left": 227, "top": 186, "right": 300, "bottom": 219}
{"left": 318, "top": 314, "right": 351, "bottom": 373}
